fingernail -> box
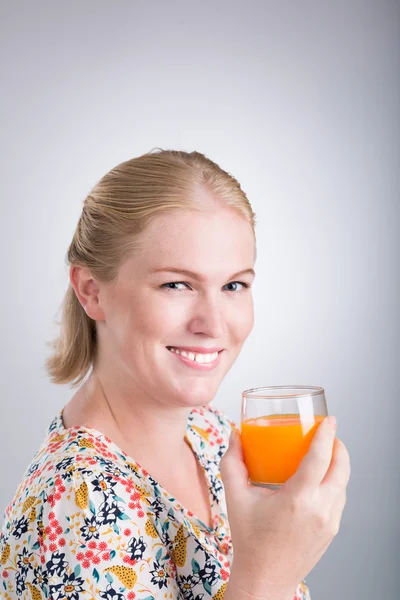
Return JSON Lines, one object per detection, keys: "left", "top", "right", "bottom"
{"left": 327, "top": 416, "right": 337, "bottom": 430}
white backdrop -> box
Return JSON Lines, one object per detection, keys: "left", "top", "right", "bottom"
{"left": 0, "top": 1, "right": 399, "bottom": 598}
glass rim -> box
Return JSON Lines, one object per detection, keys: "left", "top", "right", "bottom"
{"left": 242, "top": 385, "right": 325, "bottom": 399}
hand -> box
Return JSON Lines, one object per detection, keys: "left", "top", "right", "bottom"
{"left": 220, "top": 417, "right": 351, "bottom": 598}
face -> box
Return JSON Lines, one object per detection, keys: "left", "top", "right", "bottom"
{"left": 84, "top": 203, "right": 255, "bottom": 408}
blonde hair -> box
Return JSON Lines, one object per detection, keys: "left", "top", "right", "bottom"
{"left": 46, "top": 149, "right": 256, "bottom": 387}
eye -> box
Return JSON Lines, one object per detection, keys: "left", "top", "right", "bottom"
{"left": 223, "top": 281, "right": 250, "bottom": 292}
{"left": 160, "top": 281, "right": 191, "bottom": 292}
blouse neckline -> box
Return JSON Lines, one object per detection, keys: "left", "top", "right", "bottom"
{"left": 54, "top": 409, "right": 221, "bottom": 536}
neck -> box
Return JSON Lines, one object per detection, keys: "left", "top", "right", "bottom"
{"left": 63, "top": 366, "right": 195, "bottom": 480}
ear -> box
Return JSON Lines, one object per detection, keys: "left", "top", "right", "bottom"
{"left": 69, "top": 266, "right": 106, "bottom": 321}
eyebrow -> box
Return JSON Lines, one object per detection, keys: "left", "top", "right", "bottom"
{"left": 151, "top": 267, "right": 256, "bottom": 281}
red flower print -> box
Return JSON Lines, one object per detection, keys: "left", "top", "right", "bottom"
{"left": 2, "top": 571, "right": 8, "bottom": 578}
{"left": 98, "top": 541, "right": 107, "bottom": 551}
{"left": 168, "top": 559, "right": 176, "bottom": 573}
{"left": 88, "top": 540, "right": 97, "bottom": 549}
{"left": 124, "top": 528, "right": 131, "bottom": 536}
{"left": 44, "top": 526, "right": 52, "bottom": 535}
{"left": 82, "top": 559, "right": 91, "bottom": 568}
{"left": 48, "top": 512, "right": 55, "bottom": 520}
{"left": 220, "top": 569, "right": 229, "bottom": 581}
{"left": 131, "top": 492, "right": 141, "bottom": 501}
{"left": 102, "top": 552, "right": 111, "bottom": 561}
{"left": 224, "top": 561, "right": 230, "bottom": 567}
{"left": 55, "top": 526, "right": 63, "bottom": 536}
{"left": 127, "top": 592, "right": 136, "bottom": 599}
{"left": 137, "top": 510, "right": 145, "bottom": 518}
{"left": 49, "top": 543, "right": 57, "bottom": 553}
{"left": 92, "top": 556, "right": 101, "bottom": 565}
{"left": 58, "top": 538, "right": 66, "bottom": 547}
{"left": 49, "top": 533, "right": 57, "bottom": 542}
{"left": 76, "top": 552, "right": 84, "bottom": 561}
{"left": 40, "top": 556, "right": 45, "bottom": 564}
{"left": 85, "top": 550, "right": 94, "bottom": 559}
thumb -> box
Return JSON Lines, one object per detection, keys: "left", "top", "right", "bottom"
{"left": 220, "top": 430, "right": 249, "bottom": 493}
{"left": 287, "top": 416, "right": 337, "bottom": 490}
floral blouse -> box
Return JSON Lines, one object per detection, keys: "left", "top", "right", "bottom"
{"left": 0, "top": 405, "right": 311, "bottom": 600}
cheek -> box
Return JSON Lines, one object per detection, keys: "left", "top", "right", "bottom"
{"left": 231, "top": 297, "right": 254, "bottom": 341}
{"left": 123, "top": 292, "right": 191, "bottom": 345}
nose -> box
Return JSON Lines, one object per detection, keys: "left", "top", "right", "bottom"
{"left": 188, "top": 293, "right": 226, "bottom": 339}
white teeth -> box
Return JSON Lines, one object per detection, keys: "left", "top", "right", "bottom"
{"left": 168, "top": 347, "right": 218, "bottom": 364}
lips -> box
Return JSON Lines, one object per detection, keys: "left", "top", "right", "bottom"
{"left": 167, "top": 346, "right": 222, "bottom": 370}
{"left": 166, "top": 346, "right": 224, "bottom": 353}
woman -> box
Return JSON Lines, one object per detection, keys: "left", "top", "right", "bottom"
{"left": 0, "top": 150, "right": 350, "bottom": 600}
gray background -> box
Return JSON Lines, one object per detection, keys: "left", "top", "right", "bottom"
{"left": 1, "top": 1, "right": 399, "bottom": 597}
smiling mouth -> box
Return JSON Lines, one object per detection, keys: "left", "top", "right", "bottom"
{"left": 166, "top": 346, "right": 222, "bottom": 365}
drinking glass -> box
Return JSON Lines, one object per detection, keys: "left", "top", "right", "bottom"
{"left": 241, "top": 386, "right": 328, "bottom": 488}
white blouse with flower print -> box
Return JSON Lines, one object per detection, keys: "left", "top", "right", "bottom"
{"left": 0, "top": 405, "right": 311, "bottom": 600}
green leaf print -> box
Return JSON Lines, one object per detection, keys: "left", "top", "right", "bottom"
{"left": 191, "top": 558, "right": 200, "bottom": 574}
{"left": 203, "top": 580, "right": 212, "bottom": 595}
{"left": 89, "top": 499, "right": 96, "bottom": 515}
{"left": 156, "top": 548, "right": 162, "bottom": 562}
{"left": 114, "top": 496, "right": 126, "bottom": 503}
{"left": 74, "top": 564, "right": 81, "bottom": 577}
{"left": 93, "top": 568, "right": 100, "bottom": 582}
{"left": 105, "top": 571, "right": 113, "bottom": 584}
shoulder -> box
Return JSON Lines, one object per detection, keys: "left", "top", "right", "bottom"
{"left": 1, "top": 412, "right": 145, "bottom": 541}
{"left": 187, "top": 404, "right": 238, "bottom": 461}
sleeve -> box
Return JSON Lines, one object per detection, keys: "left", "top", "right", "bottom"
{"left": 295, "top": 580, "right": 311, "bottom": 599}
{"left": 1, "top": 470, "right": 181, "bottom": 600}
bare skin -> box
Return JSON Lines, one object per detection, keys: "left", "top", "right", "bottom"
{"left": 63, "top": 193, "right": 256, "bottom": 529}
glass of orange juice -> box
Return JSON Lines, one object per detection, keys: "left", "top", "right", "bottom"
{"left": 241, "top": 386, "right": 328, "bottom": 488}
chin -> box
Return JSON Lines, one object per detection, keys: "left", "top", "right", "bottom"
{"left": 171, "top": 384, "right": 219, "bottom": 409}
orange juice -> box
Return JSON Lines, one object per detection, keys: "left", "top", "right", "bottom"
{"left": 241, "top": 414, "right": 325, "bottom": 485}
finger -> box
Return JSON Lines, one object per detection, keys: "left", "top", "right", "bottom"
{"left": 321, "top": 437, "right": 351, "bottom": 495}
{"left": 328, "top": 489, "right": 347, "bottom": 538}
{"left": 287, "top": 417, "right": 337, "bottom": 491}
{"left": 220, "top": 430, "right": 249, "bottom": 493}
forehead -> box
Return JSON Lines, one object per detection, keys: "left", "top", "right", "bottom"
{"left": 122, "top": 209, "right": 255, "bottom": 278}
